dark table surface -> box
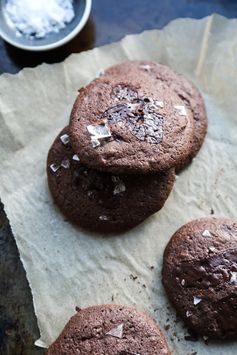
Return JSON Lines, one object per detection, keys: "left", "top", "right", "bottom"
{"left": 0, "top": 1, "right": 236, "bottom": 354}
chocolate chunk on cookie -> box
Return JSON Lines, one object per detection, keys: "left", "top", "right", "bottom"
{"left": 162, "top": 218, "right": 237, "bottom": 339}
{"left": 46, "top": 304, "right": 171, "bottom": 355}
{"left": 47, "top": 127, "right": 175, "bottom": 233}
{"left": 103, "top": 60, "right": 207, "bottom": 171}
{"left": 69, "top": 72, "right": 195, "bottom": 174}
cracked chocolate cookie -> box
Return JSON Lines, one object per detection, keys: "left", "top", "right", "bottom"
{"left": 69, "top": 72, "right": 195, "bottom": 174}
{"left": 162, "top": 218, "right": 237, "bottom": 339}
{"left": 47, "top": 127, "right": 175, "bottom": 233}
{"left": 46, "top": 304, "right": 171, "bottom": 355}
{"left": 103, "top": 60, "right": 207, "bottom": 171}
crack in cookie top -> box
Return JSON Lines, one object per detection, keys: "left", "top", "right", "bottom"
{"left": 103, "top": 85, "right": 165, "bottom": 144}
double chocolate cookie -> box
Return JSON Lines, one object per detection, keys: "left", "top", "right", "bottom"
{"left": 47, "top": 127, "right": 175, "bottom": 233}
{"left": 162, "top": 218, "right": 237, "bottom": 339}
{"left": 46, "top": 304, "right": 171, "bottom": 355}
{"left": 69, "top": 72, "right": 195, "bottom": 174}
{"left": 103, "top": 60, "right": 207, "bottom": 171}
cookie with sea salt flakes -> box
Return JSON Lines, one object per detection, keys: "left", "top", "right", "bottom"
{"left": 69, "top": 73, "right": 195, "bottom": 174}
{"left": 162, "top": 218, "right": 237, "bottom": 339}
{"left": 47, "top": 127, "right": 175, "bottom": 233}
{"left": 103, "top": 60, "right": 207, "bottom": 171}
{"left": 46, "top": 304, "right": 171, "bottom": 355}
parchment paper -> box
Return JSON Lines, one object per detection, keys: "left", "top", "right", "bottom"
{"left": 0, "top": 14, "right": 237, "bottom": 354}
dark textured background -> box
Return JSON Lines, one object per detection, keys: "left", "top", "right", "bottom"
{"left": 0, "top": 1, "right": 236, "bottom": 354}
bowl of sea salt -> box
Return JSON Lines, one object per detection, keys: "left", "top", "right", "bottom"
{"left": 0, "top": 0, "right": 92, "bottom": 50}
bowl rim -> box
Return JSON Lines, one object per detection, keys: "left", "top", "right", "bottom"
{"left": 0, "top": 0, "right": 92, "bottom": 51}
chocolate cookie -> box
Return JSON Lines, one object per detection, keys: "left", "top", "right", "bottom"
{"left": 162, "top": 218, "right": 237, "bottom": 339}
{"left": 69, "top": 70, "right": 195, "bottom": 174}
{"left": 103, "top": 60, "right": 207, "bottom": 171}
{"left": 46, "top": 304, "right": 171, "bottom": 354}
{"left": 47, "top": 127, "right": 175, "bottom": 233}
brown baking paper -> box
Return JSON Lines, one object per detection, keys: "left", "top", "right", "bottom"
{"left": 0, "top": 14, "right": 237, "bottom": 354}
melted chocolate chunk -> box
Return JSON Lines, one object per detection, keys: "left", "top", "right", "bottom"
{"left": 176, "top": 248, "right": 237, "bottom": 289}
{"left": 103, "top": 97, "right": 164, "bottom": 144}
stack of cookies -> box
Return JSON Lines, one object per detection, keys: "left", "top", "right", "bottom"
{"left": 47, "top": 61, "right": 207, "bottom": 233}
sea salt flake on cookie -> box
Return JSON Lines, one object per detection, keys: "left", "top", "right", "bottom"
{"left": 87, "top": 123, "right": 111, "bottom": 139}
{"left": 140, "top": 64, "right": 151, "bottom": 71}
{"left": 106, "top": 324, "right": 123, "bottom": 338}
{"left": 193, "top": 296, "right": 202, "bottom": 306}
{"left": 186, "top": 310, "right": 192, "bottom": 318}
{"left": 72, "top": 154, "right": 80, "bottom": 161}
{"left": 202, "top": 229, "right": 211, "bottom": 237}
{"left": 60, "top": 134, "right": 70, "bottom": 145}
{"left": 50, "top": 163, "right": 60, "bottom": 173}
{"left": 91, "top": 137, "right": 100, "bottom": 148}
{"left": 61, "top": 159, "right": 70, "bottom": 169}
{"left": 230, "top": 271, "right": 237, "bottom": 285}
{"left": 174, "top": 105, "right": 187, "bottom": 116}
{"left": 99, "top": 215, "right": 109, "bottom": 221}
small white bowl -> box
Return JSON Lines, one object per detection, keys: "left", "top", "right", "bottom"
{"left": 0, "top": 0, "right": 92, "bottom": 51}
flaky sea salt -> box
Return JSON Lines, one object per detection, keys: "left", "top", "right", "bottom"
{"left": 193, "top": 296, "right": 202, "bottom": 305}
{"left": 50, "top": 163, "right": 60, "bottom": 173}
{"left": 60, "top": 134, "right": 70, "bottom": 145}
{"left": 87, "top": 123, "right": 111, "bottom": 139}
{"left": 202, "top": 229, "right": 211, "bottom": 237}
{"left": 174, "top": 105, "right": 187, "bottom": 116}
{"left": 113, "top": 181, "right": 126, "bottom": 195}
{"left": 72, "top": 154, "right": 80, "bottom": 161}
{"left": 154, "top": 100, "right": 164, "bottom": 108}
{"left": 186, "top": 310, "right": 192, "bottom": 318}
{"left": 4, "top": 0, "right": 75, "bottom": 39}
{"left": 61, "top": 159, "right": 70, "bottom": 169}
{"left": 106, "top": 324, "right": 123, "bottom": 338}
{"left": 230, "top": 271, "right": 237, "bottom": 285}
{"left": 140, "top": 64, "right": 151, "bottom": 71}
{"left": 87, "top": 123, "right": 111, "bottom": 148}
{"left": 99, "top": 215, "right": 109, "bottom": 221}
{"left": 91, "top": 137, "right": 100, "bottom": 148}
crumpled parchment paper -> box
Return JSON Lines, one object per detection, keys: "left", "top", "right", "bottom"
{"left": 0, "top": 14, "right": 237, "bottom": 354}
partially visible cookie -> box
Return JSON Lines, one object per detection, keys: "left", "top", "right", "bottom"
{"left": 46, "top": 304, "right": 171, "bottom": 355}
{"left": 162, "top": 218, "right": 237, "bottom": 339}
{"left": 69, "top": 71, "right": 195, "bottom": 174}
{"left": 103, "top": 60, "right": 207, "bottom": 171}
{"left": 47, "top": 127, "right": 175, "bottom": 233}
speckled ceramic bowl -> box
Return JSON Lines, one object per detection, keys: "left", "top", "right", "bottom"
{"left": 0, "top": 0, "right": 92, "bottom": 51}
